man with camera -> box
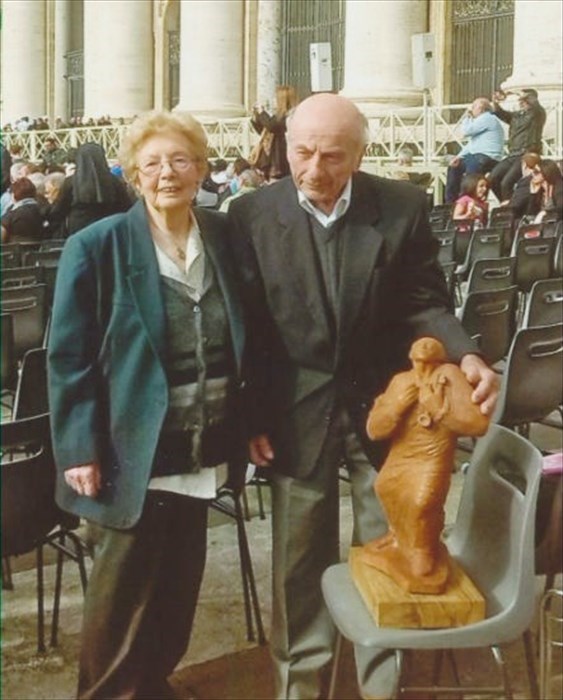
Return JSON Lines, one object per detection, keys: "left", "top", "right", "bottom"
{"left": 489, "top": 88, "right": 546, "bottom": 202}
{"left": 445, "top": 97, "right": 504, "bottom": 203}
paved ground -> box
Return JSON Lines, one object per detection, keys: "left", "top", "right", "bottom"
{"left": 2, "top": 426, "right": 561, "bottom": 699}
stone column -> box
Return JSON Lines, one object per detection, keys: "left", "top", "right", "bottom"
{"left": 341, "top": 0, "right": 426, "bottom": 114}
{"left": 256, "top": 0, "right": 282, "bottom": 110}
{"left": 502, "top": 0, "right": 563, "bottom": 103}
{"left": 53, "top": 0, "right": 71, "bottom": 122}
{"left": 83, "top": 0, "right": 153, "bottom": 118}
{"left": 0, "top": 0, "right": 47, "bottom": 125}
{"left": 176, "top": 0, "right": 245, "bottom": 117}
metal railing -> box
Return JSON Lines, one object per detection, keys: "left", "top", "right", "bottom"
{"left": 3, "top": 101, "right": 561, "bottom": 179}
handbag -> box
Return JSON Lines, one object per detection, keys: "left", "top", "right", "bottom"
{"left": 249, "top": 129, "right": 274, "bottom": 169}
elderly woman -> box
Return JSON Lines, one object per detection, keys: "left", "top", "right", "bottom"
{"left": 47, "top": 111, "right": 246, "bottom": 699}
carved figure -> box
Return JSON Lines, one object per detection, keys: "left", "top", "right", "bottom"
{"left": 361, "top": 337, "right": 490, "bottom": 594}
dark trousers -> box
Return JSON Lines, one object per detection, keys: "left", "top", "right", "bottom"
{"left": 445, "top": 153, "right": 498, "bottom": 203}
{"left": 77, "top": 491, "right": 209, "bottom": 700}
{"left": 489, "top": 155, "right": 523, "bottom": 201}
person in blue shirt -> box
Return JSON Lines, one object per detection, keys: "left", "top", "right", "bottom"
{"left": 445, "top": 97, "right": 505, "bottom": 203}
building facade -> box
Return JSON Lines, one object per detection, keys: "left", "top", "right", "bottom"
{"left": 1, "top": 0, "right": 562, "bottom": 126}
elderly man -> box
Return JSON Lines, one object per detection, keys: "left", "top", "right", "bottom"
{"left": 445, "top": 97, "right": 504, "bottom": 203}
{"left": 229, "top": 93, "right": 498, "bottom": 700}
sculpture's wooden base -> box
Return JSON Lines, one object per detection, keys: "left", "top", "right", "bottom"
{"left": 349, "top": 546, "right": 485, "bottom": 629}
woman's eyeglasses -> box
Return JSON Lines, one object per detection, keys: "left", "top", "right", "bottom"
{"left": 137, "top": 156, "right": 195, "bottom": 176}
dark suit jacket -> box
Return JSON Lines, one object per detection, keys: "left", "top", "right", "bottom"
{"left": 228, "top": 172, "right": 479, "bottom": 477}
{"left": 48, "top": 199, "right": 245, "bottom": 529}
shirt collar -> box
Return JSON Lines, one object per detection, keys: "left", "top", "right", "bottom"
{"left": 297, "top": 177, "right": 352, "bottom": 228}
{"left": 153, "top": 217, "right": 207, "bottom": 299}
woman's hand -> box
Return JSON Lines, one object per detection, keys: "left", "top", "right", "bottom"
{"left": 249, "top": 434, "right": 274, "bottom": 467}
{"left": 64, "top": 463, "right": 102, "bottom": 498}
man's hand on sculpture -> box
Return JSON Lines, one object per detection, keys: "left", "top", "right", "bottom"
{"left": 64, "top": 463, "right": 102, "bottom": 497}
{"left": 460, "top": 353, "right": 499, "bottom": 416}
{"left": 249, "top": 434, "right": 275, "bottom": 467}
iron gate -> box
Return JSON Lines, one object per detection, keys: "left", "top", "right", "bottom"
{"left": 281, "top": 0, "right": 345, "bottom": 99}
{"left": 451, "top": 0, "right": 514, "bottom": 104}
{"left": 65, "top": 50, "right": 84, "bottom": 118}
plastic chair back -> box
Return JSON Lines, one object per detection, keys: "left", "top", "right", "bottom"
{"left": 459, "top": 286, "right": 518, "bottom": 364}
{"left": 521, "top": 278, "right": 563, "bottom": 329}
{"left": 466, "top": 256, "right": 515, "bottom": 294}
{"left": 13, "top": 347, "right": 49, "bottom": 419}
{"left": 21, "top": 250, "right": 62, "bottom": 305}
{"left": 1, "top": 313, "right": 18, "bottom": 394}
{"left": 0, "top": 243, "right": 21, "bottom": 269}
{"left": 1, "top": 265, "right": 46, "bottom": 288}
{"left": 493, "top": 323, "right": 563, "bottom": 428}
{"left": 1, "top": 413, "right": 58, "bottom": 557}
{"left": 514, "top": 237, "right": 555, "bottom": 293}
{"left": 0, "top": 283, "right": 48, "bottom": 360}
{"left": 554, "top": 235, "right": 563, "bottom": 278}
{"left": 447, "top": 425, "right": 542, "bottom": 634}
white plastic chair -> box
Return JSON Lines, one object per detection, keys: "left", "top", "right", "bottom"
{"left": 321, "top": 424, "right": 542, "bottom": 699}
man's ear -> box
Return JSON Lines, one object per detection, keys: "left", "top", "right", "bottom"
{"left": 355, "top": 146, "right": 366, "bottom": 171}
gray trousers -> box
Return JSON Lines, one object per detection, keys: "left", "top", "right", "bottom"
{"left": 77, "top": 491, "right": 208, "bottom": 699}
{"left": 270, "top": 408, "right": 399, "bottom": 699}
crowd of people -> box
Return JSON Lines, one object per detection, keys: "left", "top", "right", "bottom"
{"left": 2, "top": 114, "right": 115, "bottom": 133}
{"left": 0, "top": 85, "right": 559, "bottom": 700}
{"left": 446, "top": 87, "right": 562, "bottom": 226}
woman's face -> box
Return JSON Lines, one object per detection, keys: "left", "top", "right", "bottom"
{"left": 134, "top": 132, "right": 202, "bottom": 213}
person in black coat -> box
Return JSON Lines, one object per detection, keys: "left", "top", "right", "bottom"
{"left": 229, "top": 93, "right": 499, "bottom": 700}
{"left": 48, "top": 142, "right": 133, "bottom": 236}
{"left": 251, "top": 85, "right": 298, "bottom": 181}
{"left": 1, "top": 176, "right": 46, "bottom": 242}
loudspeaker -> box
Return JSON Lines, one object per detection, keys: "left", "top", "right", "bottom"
{"left": 411, "top": 33, "right": 436, "bottom": 89}
{"left": 310, "top": 42, "right": 333, "bottom": 92}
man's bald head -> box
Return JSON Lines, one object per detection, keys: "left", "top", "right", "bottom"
{"left": 287, "top": 93, "right": 369, "bottom": 153}
{"left": 286, "top": 94, "right": 368, "bottom": 214}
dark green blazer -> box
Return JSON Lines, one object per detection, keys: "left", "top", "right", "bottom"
{"left": 47, "top": 199, "right": 245, "bottom": 529}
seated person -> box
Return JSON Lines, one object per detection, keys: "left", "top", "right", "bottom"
{"left": 391, "top": 147, "right": 432, "bottom": 188}
{"left": 510, "top": 158, "right": 563, "bottom": 223}
{"left": 505, "top": 152, "right": 541, "bottom": 218}
{"left": 453, "top": 173, "right": 489, "bottom": 228}
{"left": 445, "top": 97, "right": 504, "bottom": 204}
{"left": 219, "top": 168, "right": 263, "bottom": 212}
{"left": 1, "top": 176, "right": 46, "bottom": 242}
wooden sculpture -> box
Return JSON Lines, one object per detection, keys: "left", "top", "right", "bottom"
{"left": 360, "top": 337, "right": 490, "bottom": 595}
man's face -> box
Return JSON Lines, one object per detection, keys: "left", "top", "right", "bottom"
{"left": 287, "top": 109, "right": 363, "bottom": 214}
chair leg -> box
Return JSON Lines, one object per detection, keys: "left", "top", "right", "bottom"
{"left": 64, "top": 530, "right": 89, "bottom": 592}
{"left": 233, "top": 495, "right": 266, "bottom": 645}
{"left": 327, "top": 632, "right": 343, "bottom": 700}
{"left": 50, "top": 532, "right": 65, "bottom": 647}
{"left": 255, "top": 480, "right": 266, "bottom": 520}
{"left": 241, "top": 486, "right": 251, "bottom": 521}
{"left": 490, "top": 644, "right": 513, "bottom": 700}
{"left": 522, "top": 629, "right": 540, "bottom": 700}
{"left": 446, "top": 649, "right": 461, "bottom": 687}
{"left": 2, "top": 556, "right": 14, "bottom": 590}
{"left": 36, "top": 545, "right": 46, "bottom": 653}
